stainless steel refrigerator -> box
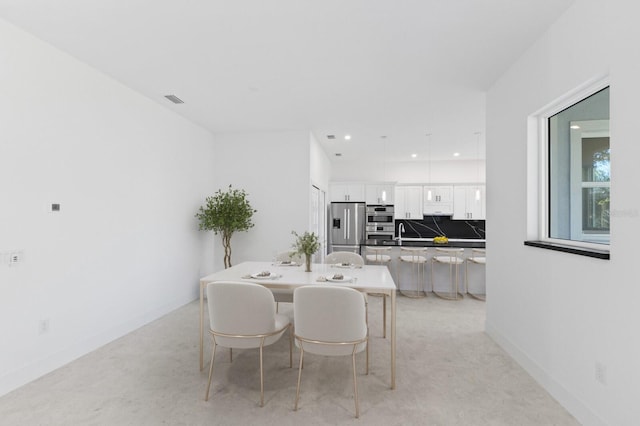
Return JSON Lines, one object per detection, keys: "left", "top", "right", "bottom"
{"left": 330, "top": 202, "right": 366, "bottom": 253}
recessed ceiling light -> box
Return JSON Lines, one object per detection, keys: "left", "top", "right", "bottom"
{"left": 411, "top": 154, "right": 417, "bottom": 158}
{"left": 344, "top": 135, "right": 351, "bottom": 140}
{"left": 570, "top": 125, "right": 580, "bottom": 129}
{"left": 453, "top": 152, "right": 460, "bottom": 157}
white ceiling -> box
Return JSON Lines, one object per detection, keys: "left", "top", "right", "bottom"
{"left": 0, "top": 0, "right": 573, "bottom": 163}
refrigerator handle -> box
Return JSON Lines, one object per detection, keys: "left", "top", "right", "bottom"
{"left": 343, "top": 210, "right": 347, "bottom": 240}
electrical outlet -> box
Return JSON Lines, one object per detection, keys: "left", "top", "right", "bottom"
{"left": 595, "top": 362, "right": 607, "bottom": 385}
{"left": 9, "top": 251, "right": 22, "bottom": 266}
{"left": 38, "top": 319, "right": 50, "bottom": 335}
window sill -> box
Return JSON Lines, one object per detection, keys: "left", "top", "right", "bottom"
{"left": 524, "top": 240, "right": 610, "bottom": 260}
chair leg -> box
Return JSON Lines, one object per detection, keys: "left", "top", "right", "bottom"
{"left": 294, "top": 347, "right": 305, "bottom": 411}
{"left": 259, "top": 343, "right": 264, "bottom": 407}
{"left": 366, "top": 329, "right": 369, "bottom": 375}
{"left": 289, "top": 325, "right": 293, "bottom": 368}
{"left": 204, "top": 342, "right": 217, "bottom": 401}
{"left": 352, "top": 349, "right": 360, "bottom": 418}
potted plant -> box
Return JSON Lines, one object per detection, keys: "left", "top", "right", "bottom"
{"left": 291, "top": 231, "right": 320, "bottom": 272}
{"left": 195, "top": 185, "right": 256, "bottom": 269}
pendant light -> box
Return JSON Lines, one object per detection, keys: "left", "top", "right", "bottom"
{"left": 426, "top": 133, "right": 433, "bottom": 201}
{"left": 381, "top": 136, "right": 387, "bottom": 203}
{"left": 475, "top": 132, "right": 481, "bottom": 201}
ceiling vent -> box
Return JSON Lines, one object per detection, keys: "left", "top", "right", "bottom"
{"left": 164, "top": 94, "right": 184, "bottom": 104}
{"left": 335, "top": 153, "right": 342, "bottom": 157}
{"left": 326, "top": 135, "right": 336, "bottom": 140}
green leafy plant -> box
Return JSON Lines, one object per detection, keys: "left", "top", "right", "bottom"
{"left": 196, "top": 185, "right": 256, "bottom": 268}
{"left": 291, "top": 231, "right": 320, "bottom": 272}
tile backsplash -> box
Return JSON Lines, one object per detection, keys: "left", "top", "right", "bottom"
{"left": 396, "top": 216, "right": 485, "bottom": 239}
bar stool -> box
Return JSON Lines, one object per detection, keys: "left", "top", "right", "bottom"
{"left": 431, "top": 247, "right": 465, "bottom": 300}
{"left": 465, "top": 248, "right": 486, "bottom": 300}
{"left": 365, "top": 246, "right": 392, "bottom": 338}
{"left": 398, "top": 247, "right": 428, "bottom": 298}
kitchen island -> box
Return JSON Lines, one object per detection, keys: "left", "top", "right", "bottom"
{"left": 361, "top": 238, "right": 485, "bottom": 296}
{"left": 363, "top": 238, "right": 485, "bottom": 249}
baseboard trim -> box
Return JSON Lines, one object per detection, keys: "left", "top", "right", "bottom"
{"left": 0, "top": 291, "right": 198, "bottom": 398}
{"left": 485, "top": 321, "right": 606, "bottom": 426}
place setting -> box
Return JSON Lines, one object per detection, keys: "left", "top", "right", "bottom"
{"left": 330, "top": 262, "right": 362, "bottom": 269}
{"left": 272, "top": 260, "right": 301, "bottom": 267}
{"left": 242, "top": 270, "right": 282, "bottom": 280}
{"left": 316, "top": 272, "right": 356, "bottom": 283}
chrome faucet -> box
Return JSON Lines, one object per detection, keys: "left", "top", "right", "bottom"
{"left": 398, "top": 223, "right": 405, "bottom": 242}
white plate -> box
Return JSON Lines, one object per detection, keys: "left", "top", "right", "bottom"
{"left": 276, "top": 261, "right": 299, "bottom": 266}
{"left": 250, "top": 272, "right": 277, "bottom": 279}
{"left": 332, "top": 263, "right": 353, "bottom": 268}
{"left": 326, "top": 275, "right": 352, "bottom": 283}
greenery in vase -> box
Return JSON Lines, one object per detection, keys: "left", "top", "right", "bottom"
{"left": 291, "top": 231, "right": 320, "bottom": 272}
{"left": 291, "top": 231, "right": 320, "bottom": 256}
{"left": 195, "top": 185, "right": 256, "bottom": 269}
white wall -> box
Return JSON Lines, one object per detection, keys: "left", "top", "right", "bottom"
{"left": 0, "top": 19, "right": 215, "bottom": 396}
{"left": 331, "top": 159, "right": 485, "bottom": 184}
{"left": 486, "top": 1, "right": 639, "bottom": 424}
{"left": 309, "top": 132, "right": 332, "bottom": 193}
{"left": 211, "top": 131, "right": 311, "bottom": 272}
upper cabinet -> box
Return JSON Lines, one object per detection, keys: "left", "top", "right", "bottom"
{"left": 365, "top": 184, "right": 395, "bottom": 205}
{"left": 330, "top": 182, "right": 365, "bottom": 202}
{"left": 423, "top": 185, "right": 454, "bottom": 215}
{"left": 453, "top": 185, "right": 486, "bottom": 220}
{"left": 394, "top": 186, "right": 423, "bottom": 219}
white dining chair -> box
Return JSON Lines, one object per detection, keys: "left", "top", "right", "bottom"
{"left": 275, "top": 250, "right": 305, "bottom": 265}
{"left": 205, "top": 281, "right": 292, "bottom": 407}
{"left": 325, "top": 251, "right": 365, "bottom": 266}
{"left": 271, "top": 251, "right": 305, "bottom": 310}
{"left": 293, "top": 285, "right": 368, "bottom": 418}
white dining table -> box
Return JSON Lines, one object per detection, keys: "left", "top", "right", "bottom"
{"left": 199, "top": 261, "right": 397, "bottom": 389}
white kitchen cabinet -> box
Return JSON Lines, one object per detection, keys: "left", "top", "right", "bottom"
{"left": 453, "top": 185, "right": 486, "bottom": 220}
{"left": 394, "top": 186, "right": 423, "bottom": 219}
{"left": 330, "top": 183, "right": 365, "bottom": 202}
{"left": 366, "top": 184, "right": 395, "bottom": 205}
{"left": 423, "top": 185, "right": 454, "bottom": 215}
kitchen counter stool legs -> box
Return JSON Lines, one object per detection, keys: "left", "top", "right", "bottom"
{"left": 431, "top": 248, "right": 465, "bottom": 300}
{"left": 398, "top": 247, "right": 427, "bottom": 298}
{"left": 465, "top": 248, "right": 486, "bottom": 300}
{"left": 365, "top": 246, "right": 392, "bottom": 338}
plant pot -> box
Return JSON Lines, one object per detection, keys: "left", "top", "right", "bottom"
{"left": 305, "top": 254, "right": 312, "bottom": 272}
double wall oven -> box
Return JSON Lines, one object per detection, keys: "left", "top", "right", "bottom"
{"left": 366, "top": 205, "right": 395, "bottom": 241}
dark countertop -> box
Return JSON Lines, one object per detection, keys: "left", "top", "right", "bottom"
{"left": 363, "top": 239, "right": 485, "bottom": 249}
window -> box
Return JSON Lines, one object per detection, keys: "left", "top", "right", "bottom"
{"left": 526, "top": 80, "right": 610, "bottom": 258}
